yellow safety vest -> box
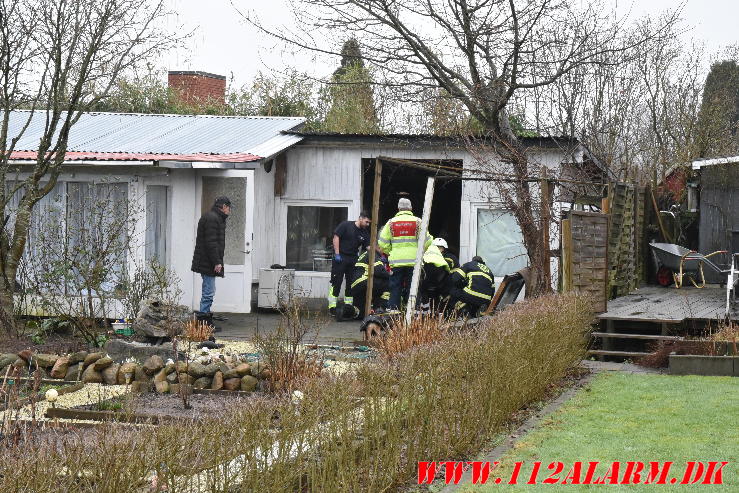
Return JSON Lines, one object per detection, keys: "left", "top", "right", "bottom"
{"left": 378, "top": 211, "right": 433, "bottom": 267}
{"left": 423, "top": 244, "right": 450, "bottom": 271}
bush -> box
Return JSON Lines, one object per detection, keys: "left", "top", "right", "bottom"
{"left": 0, "top": 294, "right": 592, "bottom": 492}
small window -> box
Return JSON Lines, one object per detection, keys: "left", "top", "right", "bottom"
{"left": 286, "top": 206, "right": 348, "bottom": 271}
{"left": 145, "top": 185, "right": 168, "bottom": 265}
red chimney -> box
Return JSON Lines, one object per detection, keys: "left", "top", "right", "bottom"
{"left": 168, "top": 71, "right": 226, "bottom": 106}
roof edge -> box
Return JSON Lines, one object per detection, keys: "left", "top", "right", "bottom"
{"left": 692, "top": 155, "right": 739, "bottom": 170}
{"left": 284, "top": 131, "right": 581, "bottom": 148}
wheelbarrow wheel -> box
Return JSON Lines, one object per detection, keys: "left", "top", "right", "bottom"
{"left": 656, "top": 266, "right": 674, "bottom": 287}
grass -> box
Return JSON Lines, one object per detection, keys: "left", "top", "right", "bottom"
{"left": 462, "top": 372, "right": 739, "bottom": 492}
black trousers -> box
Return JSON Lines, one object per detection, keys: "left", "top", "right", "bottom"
{"left": 351, "top": 279, "right": 389, "bottom": 317}
{"left": 420, "top": 264, "right": 449, "bottom": 309}
{"left": 329, "top": 255, "right": 356, "bottom": 301}
{"left": 446, "top": 288, "right": 488, "bottom": 318}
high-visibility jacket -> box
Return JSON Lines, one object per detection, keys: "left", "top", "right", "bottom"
{"left": 377, "top": 211, "right": 433, "bottom": 267}
{"left": 450, "top": 260, "right": 495, "bottom": 301}
{"left": 423, "top": 244, "right": 450, "bottom": 271}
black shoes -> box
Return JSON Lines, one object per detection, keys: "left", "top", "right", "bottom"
{"left": 195, "top": 312, "right": 222, "bottom": 333}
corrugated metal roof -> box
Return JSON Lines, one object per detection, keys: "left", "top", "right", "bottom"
{"left": 5, "top": 110, "right": 305, "bottom": 159}
{"left": 8, "top": 150, "right": 260, "bottom": 163}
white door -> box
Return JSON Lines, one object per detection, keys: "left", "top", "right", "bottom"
{"left": 194, "top": 170, "right": 254, "bottom": 313}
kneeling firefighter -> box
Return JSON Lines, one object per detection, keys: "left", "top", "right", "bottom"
{"left": 419, "top": 243, "right": 450, "bottom": 313}
{"left": 446, "top": 256, "right": 495, "bottom": 317}
{"left": 336, "top": 251, "right": 390, "bottom": 321}
{"left": 432, "top": 237, "right": 459, "bottom": 270}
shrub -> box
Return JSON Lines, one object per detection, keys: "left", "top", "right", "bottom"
{"left": 0, "top": 293, "right": 592, "bottom": 492}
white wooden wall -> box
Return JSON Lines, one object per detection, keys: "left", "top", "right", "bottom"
{"left": 250, "top": 144, "right": 582, "bottom": 297}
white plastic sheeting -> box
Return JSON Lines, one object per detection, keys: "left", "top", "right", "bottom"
{"left": 475, "top": 209, "right": 528, "bottom": 278}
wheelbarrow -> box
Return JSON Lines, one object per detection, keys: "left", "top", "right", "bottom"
{"left": 649, "top": 242, "right": 728, "bottom": 288}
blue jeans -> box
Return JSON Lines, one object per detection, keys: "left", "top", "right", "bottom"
{"left": 389, "top": 266, "right": 414, "bottom": 310}
{"left": 199, "top": 274, "right": 216, "bottom": 313}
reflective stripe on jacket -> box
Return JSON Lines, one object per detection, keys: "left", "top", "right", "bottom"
{"left": 453, "top": 260, "right": 495, "bottom": 301}
{"left": 350, "top": 251, "right": 389, "bottom": 289}
{"left": 443, "top": 252, "right": 460, "bottom": 270}
{"left": 377, "top": 211, "right": 433, "bottom": 267}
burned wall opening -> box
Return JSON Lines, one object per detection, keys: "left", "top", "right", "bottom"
{"left": 361, "top": 158, "right": 462, "bottom": 255}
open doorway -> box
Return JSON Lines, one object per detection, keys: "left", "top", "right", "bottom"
{"left": 361, "top": 158, "right": 462, "bottom": 254}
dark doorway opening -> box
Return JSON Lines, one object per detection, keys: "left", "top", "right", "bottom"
{"left": 361, "top": 158, "right": 462, "bottom": 255}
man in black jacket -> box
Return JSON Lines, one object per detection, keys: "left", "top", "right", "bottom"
{"left": 191, "top": 196, "right": 231, "bottom": 325}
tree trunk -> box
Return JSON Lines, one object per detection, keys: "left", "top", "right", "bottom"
{"left": 0, "top": 282, "right": 16, "bottom": 335}
{"left": 490, "top": 119, "right": 554, "bottom": 298}
{"left": 1, "top": 202, "right": 33, "bottom": 334}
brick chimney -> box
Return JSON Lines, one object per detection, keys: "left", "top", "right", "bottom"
{"left": 168, "top": 71, "right": 226, "bottom": 106}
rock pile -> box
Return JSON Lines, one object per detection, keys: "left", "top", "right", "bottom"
{"left": 0, "top": 349, "right": 270, "bottom": 394}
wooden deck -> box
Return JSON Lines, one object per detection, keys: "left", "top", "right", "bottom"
{"left": 598, "top": 285, "right": 736, "bottom": 323}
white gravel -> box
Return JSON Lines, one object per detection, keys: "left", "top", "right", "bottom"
{"left": 0, "top": 383, "right": 129, "bottom": 423}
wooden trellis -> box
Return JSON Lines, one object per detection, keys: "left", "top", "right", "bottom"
{"left": 607, "top": 183, "right": 637, "bottom": 297}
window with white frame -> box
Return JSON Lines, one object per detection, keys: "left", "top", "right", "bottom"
{"left": 5, "top": 179, "right": 130, "bottom": 294}
{"left": 476, "top": 209, "right": 528, "bottom": 277}
{"left": 145, "top": 185, "right": 168, "bottom": 265}
{"left": 286, "top": 205, "right": 348, "bottom": 271}
{"left": 66, "top": 181, "right": 129, "bottom": 291}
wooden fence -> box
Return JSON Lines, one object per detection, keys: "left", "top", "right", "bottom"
{"left": 562, "top": 211, "right": 609, "bottom": 313}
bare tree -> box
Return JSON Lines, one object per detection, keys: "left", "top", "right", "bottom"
{"left": 0, "top": 0, "right": 177, "bottom": 331}
{"left": 243, "top": 0, "right": 678, "bottom": 296}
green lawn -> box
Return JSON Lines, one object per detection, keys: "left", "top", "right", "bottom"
{"left": 461, "top": 372, "right": 739, "bottom": 492}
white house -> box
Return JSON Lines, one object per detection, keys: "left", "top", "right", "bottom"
{"left": 5, "top": 99, "right": 596, "bottom": 314}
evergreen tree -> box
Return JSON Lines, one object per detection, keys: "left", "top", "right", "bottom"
{"left": 322, "top": 39, "right": 380, "bottom": 133}
{"left": 696, "top": 59, "right": 739, "bottom": 157}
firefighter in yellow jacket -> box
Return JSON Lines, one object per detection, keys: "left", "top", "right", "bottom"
{"left": 419, "top": 243, "right": 450, "bottom": 312}
{"left": 378, "top": 198, "right": 433, "bottom": 309}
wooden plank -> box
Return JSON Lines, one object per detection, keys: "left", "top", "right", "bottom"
{"left": 405, "top": 177, "right": 435, "bottom": 324}
{"left": 587, "top": 350, "right": 652, "bottom": 357}
{"left": 597, "top": 315, "right": 683, "bottom": 323}
{"left": 561, "top": 218, "right": 572, "bottom": 291}
{"left": 45, "top": 407, "right": 165, "bottom": 424}
{"left": 591, "top": 332, "right": 683, "bottom": 341}
{"left": 365, "top": 158, "right": 383, "bottom": 324}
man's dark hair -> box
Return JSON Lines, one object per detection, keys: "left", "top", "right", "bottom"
{"left": 214, "top": 196, "right": 232, "bottom": 208}
{"left": 358, "top": 211, "right": 370, "bottom": 219}
{"left": 472, "top": 255, "right": 485, "bottom": 264}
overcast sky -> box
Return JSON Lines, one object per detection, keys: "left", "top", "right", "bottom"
{"left": 161, "top": 0, "right": 738, "bottom": 88}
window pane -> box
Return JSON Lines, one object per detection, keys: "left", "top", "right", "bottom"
{"left": 66, "top": 182, "right": 129, "bottom": 293}
{"left": 201, "top": 176, "right": 245, "bottom": 266}
{"left": 146, "top": 185, "right": 168, "bottom": 265}
{"left": 476, "top": 209, "right": 528, "bottom": 277}
{"left": 286, "top": 206, "right": 348, "bottom": 271}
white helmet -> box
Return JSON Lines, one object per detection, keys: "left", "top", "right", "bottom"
{"left": 433, "top": 237, "right": 448, "bottom": 249}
